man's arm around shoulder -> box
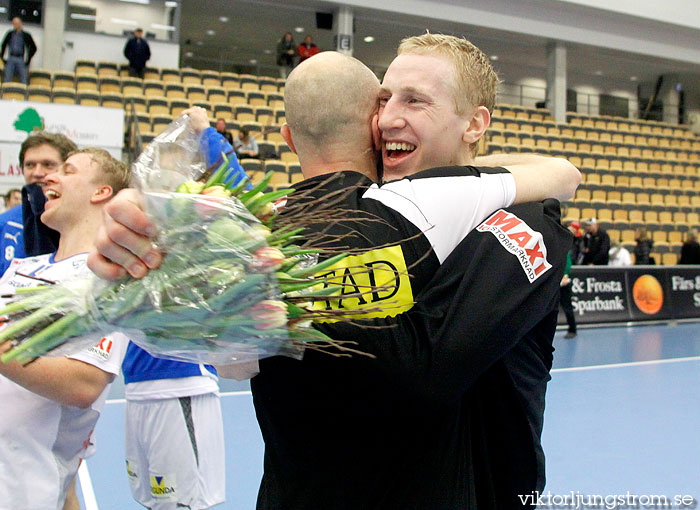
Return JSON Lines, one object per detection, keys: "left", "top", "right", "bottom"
{"left": 475, "top": 153, "right": 580, "bottom": 203}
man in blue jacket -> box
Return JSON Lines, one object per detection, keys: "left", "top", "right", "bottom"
{"left": 1, "top": 17, "right": 36, "bottom": 84}
{"left": 124, "top": 28, "right": 151, "bottom": 79}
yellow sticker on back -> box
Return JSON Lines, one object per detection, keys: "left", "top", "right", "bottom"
{"left": 310, "top": 245, "right": 414, "bottom": 321}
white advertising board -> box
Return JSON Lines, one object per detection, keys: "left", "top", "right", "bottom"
{"left": 0, "top": 101, "right": 124, "bottom": 193}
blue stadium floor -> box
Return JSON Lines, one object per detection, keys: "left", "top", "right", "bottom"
{"left": 77, "top": 322, "right": 700, "bottom": 509}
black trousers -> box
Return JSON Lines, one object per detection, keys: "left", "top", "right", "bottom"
{"left": 559, "top": 283, "right": 576, "bottom": 333}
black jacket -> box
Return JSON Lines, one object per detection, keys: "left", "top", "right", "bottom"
{"left": 1, "top": 29, "right": 37, "bottom": 64}
{"left": 679, "top": 240, "right": 700, "bottom": 265}
{"left": 252, "top": 168, "right": 571, "bottom": 509}
{"left": 123, "top": 36, "right": 151, "bottom": 69}
{"left": 583, "top": 229, "right": 610, "bottom": 265}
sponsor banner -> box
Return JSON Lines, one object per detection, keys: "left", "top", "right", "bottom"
{"left": 667, "top": 267, "right": 700, "bottom": 319}
{"left": 626, "top": 268, "right": 673, "bottom": 321}
{"left": 0, "top": 100, "right": 124, "bottom": 191}
{"left": 559, "top": 266, "right": 700, "bottom": 325}
{"left": 568, "top": 267, "right": 629, "bottom": 324}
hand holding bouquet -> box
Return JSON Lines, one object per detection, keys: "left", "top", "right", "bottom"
{"left": 0, "top": 116, "right": 379, "bottom": 365}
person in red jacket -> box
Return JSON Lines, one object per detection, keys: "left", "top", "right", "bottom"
{"left": 297, "top": 34, "right": 320, "bottom": 64}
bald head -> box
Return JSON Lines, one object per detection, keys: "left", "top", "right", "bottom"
{"left": 284, "top": 52, "right": 380, "bottom": 155}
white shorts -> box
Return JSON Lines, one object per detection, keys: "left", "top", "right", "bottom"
{"left": 125, "top": 393, "right": 225, "bottom": 510}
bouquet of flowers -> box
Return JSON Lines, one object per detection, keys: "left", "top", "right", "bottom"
{"left": 0, "top": 116, "right": 380, "bottom": 365}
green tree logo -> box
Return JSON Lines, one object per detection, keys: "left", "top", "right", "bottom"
{"left": 13, "top": 108, "right": 44, "bottom": 134}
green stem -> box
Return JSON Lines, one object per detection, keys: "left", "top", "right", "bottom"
{"left": 1, "top": 312, "right": 85, "bottom": 363}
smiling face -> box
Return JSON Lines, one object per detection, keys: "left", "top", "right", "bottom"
{"left": 41, "top": 153, "right": 104, "bottom": 232}
{"left": 378, "top": 53, "right": 472, "bottom": 181}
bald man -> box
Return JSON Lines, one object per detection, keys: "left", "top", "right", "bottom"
{"left": 90, "top": 48, "right": 577, "bottom": 509}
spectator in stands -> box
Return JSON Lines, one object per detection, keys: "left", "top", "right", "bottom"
{"left": 1, "top": 17, "right": 37, "bottom": 85}
{"left": 581, "top": 217, "right": 610, "bottom": 265}
{"left": 0, "top": 132, "right": 77, "bottom": 277}
{"left": 608, "top": 240, "right": 632, "bottom": 267}
{"left": 4, "top": 189, "right": 21, "bottom": 211}
{"left": 276, "top": 32, "right": 296, "bottom": 78}
{"left": 297, "top": 34, "right": 320, "bottom": 64}
{"left": 124, "top": 28, "right": 151, "bottom": 79}
{"left": 568, "top": 220, "right": 585, "bottom": 264}
{"left": 633, "top": 227, "right": 653, "bottom": 265}
{"left": 234, "top": 128, "right": 259, "bottom": 159}
{"left": 679, "top": 229, "right": 700, "bottom": 264}
{"left": 215, "top": 118, "right": 233, "bottom": 144}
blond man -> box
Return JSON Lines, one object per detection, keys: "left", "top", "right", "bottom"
{"left": 0, "top": 148, "right": 131, "bottom": 510}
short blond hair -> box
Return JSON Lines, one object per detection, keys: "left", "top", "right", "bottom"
{"left": 398, "top": 33, "right": 498, "bottom": 116}
{"left": 68, "top": 147, "right": 131, "bottom": 195}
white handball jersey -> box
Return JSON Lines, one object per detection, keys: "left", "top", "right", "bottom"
{"left": 0, "top": 253, "right": 129, "bottom": 510}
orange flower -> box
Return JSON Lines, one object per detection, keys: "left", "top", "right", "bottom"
{"left": 251, "top": 247, "right": 286, "bottom": 272}
{"left": 248, "top": 300, "right": 288, "bottom": 330}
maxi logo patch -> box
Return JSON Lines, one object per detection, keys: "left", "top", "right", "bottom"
{"left": 150, "top": 474, "right": 177, "bottom": 500}
{"left": 87, "top": 337, "right": 113, "bottom": 362}
{"left": 476, "top": 209, "right": 551, "bottom": 283}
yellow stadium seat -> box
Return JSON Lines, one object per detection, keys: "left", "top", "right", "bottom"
{"left": 76, "top": 73, "right": 98, "bottom": 91}
{"left": 202, "top": 71, "right": 221, "bottom": 87}
{"left": 52, "top": 87, "right": 76, "bottom": 104}
{"left": 52, "top": 71, "right": 75, "bottom": 89}
{"left": 27, "top": 85, "right": 51, "bottom": 103}
{"left": 29, "top": 69, "right": 51, "bottom": 87}
{"left": 1, "top": 83, "right": 27, "bottom": 100}
{"left": 97, "top": 61, "right": 119, "bottom": 77}
{"left": 99, "top": 77, "right": 121, "bottom": 93}
{"left": 121, "top": 78, "right": 143, "bottom": 96}
{"left": 144, "top": 80, "right": 165, "bottom": 97}
{"left": 75, "top": 59, "right": 96, "bottom": 74}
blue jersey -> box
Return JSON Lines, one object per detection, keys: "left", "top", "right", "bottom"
{"left": 201, "top": 127, "right": 250, "bottom": 188}
{"left": 0, "top": 205, "right": 25, "bottom": 277}
{"left": 122, "top": 342, "right": 217, "bottom": 384}
{"left": 122, "top": 127, "right": 247, "bottom": 384}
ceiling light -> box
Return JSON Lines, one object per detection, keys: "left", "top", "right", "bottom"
{"left": 630, "top": 76, "right": 638, "bottom": 81}
{"left": 70, "top": 13, "right": 97, "bottom": 20}
{"left": 111, "top": 18, "right": 138, "bottom": 26}
{"left": 294, "top": 27, "right": 304, "bottom": 33}
{"left": 249, "top": 59, "right": 258, "bottom": 64}
{"left": 152, "top": 23, "right": 175, "bottom": 31}
{"left": 263, "top": 49, "right": 272, "bottom": 54}
{"left": 119, "top": 0, "right": 149, "bottom": 4}
{"left": 196, "top": 41, "right": 203, "bottom": 46}
{"left": 185, "top": 51, "right": 193, "bottom": 57}
{"left": 363, "top": 36, "right": 374, "bottom": 43}
{"left": 490, "top": 55, "right": 499, "bottom": 61}
{"left": 165, "top": 1, "right": 177, "bottom": 7}
{"left": 219, "top": 16, "right": 228, "bottom": 22}
{"left": 207, "top": 29, "right": 215, "bottom": 36}
{"left": 595, "top": 70, "right": 603, "bottom": 76}
{"left": 0, "top": 6, "right": 8, "bottom": 13}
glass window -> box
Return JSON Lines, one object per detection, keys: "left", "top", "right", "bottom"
{"left": 66, "top": 0, "right": 178, "bottom": 43}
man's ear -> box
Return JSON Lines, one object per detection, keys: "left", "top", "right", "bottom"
{"left": 371, "top": 113, "right": 381, "bottom": 151}
{"left": 91, "top": 185, "right": 113, "bottom": 204}
{"left": 462, "top": 106, "right": 491, "bottom": 146}
{"left": 280, "top": 124, "right": 297, "bottom": 154}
